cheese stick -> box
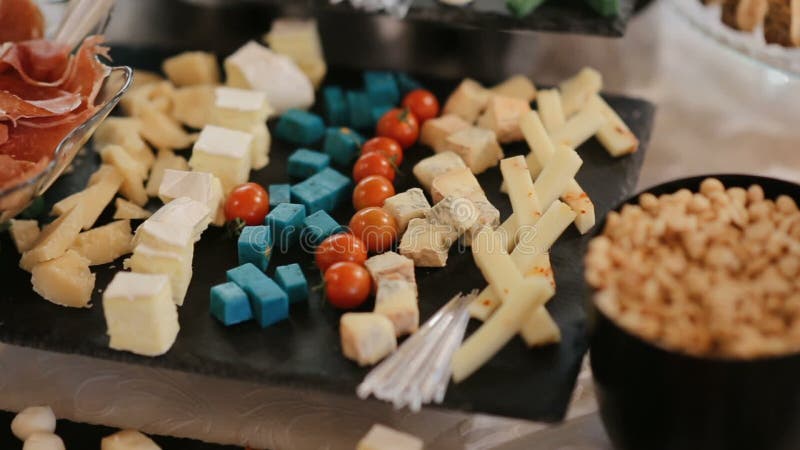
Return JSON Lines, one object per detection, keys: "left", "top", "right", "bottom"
{"left": 520, "top": 305, "right": 561, "bottom": 347}
{"left": 472, "top": 227, "right": 523, "bottom": 304}
{"left": 587, "top": 95, "right": 639, "bottom": 157}
{"left": 559, "top": 67, "right": 602, "bottom": 117}
{"left": 562, "top": 180, "right": 596, "bottom": 234}
{"left": 452, "top": 276, "right": 554, "bottom": 383}
{"left": 549, "top": 107, "right": 606, "bottom": 149}
{"left": 495, "top": 214, "right": 518, "bottom": 254}
{"left": 469, "top": 252, "right": 551, "bottom": 320}
{"left": 532, "top": 145, "right": 583, "bottom": 209}
{"left": 536, "top": 89, "right": 566, "bottom": 133}
{"left": 500, "top": 156, "right": 541, "bottom": 228}
{"left": 520, "top": 110, "right": 555, "bottom": 179}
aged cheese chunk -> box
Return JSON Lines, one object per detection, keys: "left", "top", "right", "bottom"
{"left": 383, "top": 188, "right": 431, "bottom": 233}
{"left": 340, "top": 313, "right": 397, "bottom": 366}
{"left": 93, "top": 117, "right": 154, "bottom": 171}
{"left": 148, "top": 196, "right": 211, "bottom": 241}
{"left": 500, "top": 156, "right": 541, "bottom": 229}
{"left": 413, "top": 151, "right": 467, "bottom": 193}
{"left": 477, "top": 95, "right": 532, "bottom": 143}
{"left": 559, "top": 67, "right": 602, "bottom": 117}
{"left": 549, "top": 107, "right": 606, "bottom": 149}
{"left": 419, "top": 114, "right": 471, "bottom": 152}
{"left": 264, "top": 19, "right": 327, "bottom": 88}
{"left": 441, "top": 127, "right": 504, "bottom": 174}
{"left": 224, "top": 41, "right": 314, "bottom": 114}
{"left": 365, "top": 251, "right": 416, "bottom": 285}
{"left": 70, "top": 220, "right": 133, "bottom": 266}
{"left": 532, "top": 145, "right": 583, "bottom": 209}
{"left": 520, "top": 306, "right": 562, "bottom": 347}
{"left": 425, "top": 195, "right": 478, "bottom": 243}
{"left": 443, "top": 78, "right": 490, "bottom": 123}
{"left": 31, "top": 250, "right": 95, "bottom": 308}
{"left": 114, "top": 198, "right": 152, "bottom": 220}
{"left": 100, "top": 145, "right": 148, "bottom": 206}
{"left": 126, "top": 245, "right": 193, "bottom": 306}
{"left": 53, "top": 167, "right": 123, "bottom": 230}
{"left": 101, "top": 430, "right": 161, "bottom": 450}
{"left": 248, "top": 121, "right": 271, "bottom": 170}
{"left": 129, "top": 69, "right": 163, "bottom": 90}
{"left": 159, "top": 169, "right": 225, "bottom": 226}
{"left": 137, "top": 102, "right": 197, "bottom": 151}
{"left": 536, "top": 89, "right": 566, "bottom": 133}
{"left": 586, "top": 95, "right": 639, "bottom": 157}
{"left": 120, "top": 81, "right": 174, "bottom": 118}
{"left": 398, "top": 218, "right": 450, "bottom": 267}
{"left": 189, "top": 125, "right": 253, "bottom": 194}
{"left": 162, "top": 51, "right": 220, "bottom": 86}
{"left": 170, "top": 84, "right": 215, "bottom": 129}
{"left": 10, "top": 406, "right": 56, "bottom": 441}
{"left": 145, "top": 150, "right": 190, "bottom": 197}
{"left": 20, "top": 204, "right": 85, "bottom": 271}
{"left": 9, "top": 219, "right": 40, "bottom": 253}
{"left": 210, "top": 86, "right": 272, "bottom": 131}
{"left": 103, "top": 272, "right": 179, "bottom": 356}
{"left": 357, "top": 424, "right": 423, "bottom": 450}
{"left": 430, "top": 167, "right": 482, "bottom": 204}
{"left": 374, "top": 278, "right": 419, "bottom": 336}
{"left": 489, "top": 74, "right": 537, "bottom": 102}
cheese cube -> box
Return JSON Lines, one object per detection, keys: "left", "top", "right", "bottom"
{"left": 398, "top": 218, "right": 450, "bottom": 267}
{"left": 274, "top": 109, "right": 325, "bottom": 146}
{"left": 162, "top": 51, "right": 220, "bottom": 86}
{"left": 288, "top": 149, "right": 330, "bottom": 179}
{"left": 126, "top": 245, "right": 193, "bottom": 306}
{"left": 9, "top": 219, "right": 40, "bottom": 253}
{"left": 314, "top": 167, "right": 352, "bottom": 202}
{"left": 101, "top": 430, "right": 161, "bottom": 450}
{"left": 413, "top": 151, "right": 468, "bottom": 193}
{"left": 264, "top": 18, "right": 327, "bottom": 88}
{"left": 266, "top": 203, "right": 306, "bottom": 248}
{"left": 489, "top": 74, "right": 537, "bottom": 102}
{"left": 226, "top": 263, "right": 289, "bottom": 328}
{"left": 159, "top": 170, "right": 225, "bottom": 226}
{"left": 430, "top": 167, "right": 482, "bottom": 204}
{"left": 340, "top": 313, "right": 397, "bottom": 366}
{"left": 171, "top": 84, "right": 215, "bottom": 129}
{"left": 70, "top": 220, "right": 133, "bottom": 266}
{"left": 148, "top": 197, "right": 212, "bottom": 241}
{"left": 587, "top": 95, "right": 639, "bottom": 157}
{"left": 237, "top": 225, "right": 272, "bottom": 271}
{"left": 210, "top": 86, "right": 272, "bottom": 131}
{"left": 137, "top": 102, "right": 197, "bottom": 151}
{"left": 346, "top": 90, "right": 372, "bottom": 130}
{"left": 357, "top": 424, "right": 424, "bottom": 450}
{"left": 100, "top": 144, "right": 147, "bottom": 206}
{"left": 559, "top": 67, "right": 602, "bottom": 117}
{"left": 114, "top": 198, "right": 152, "bottom": 220}
{"left": 364, "top": 71, "right": 400, "bottom": 106}
{"left": 365, "top": 251, "right": 416, "bottom": 285}
{"left": 133, "top": 220, "right": 195, "bottom": 257}
{"left": 442, "top": 127, "right": 504, "bottom": 174}
{"left": 536, "top": 89, "right": 566, "bottom": 133}
{"left": 323, "top": 127, "right": 365, "bottom": 167}
{"left": 31, "top": 250, "right": 95, "bottom": 308}
{"left": 374, "top": 278, "right": 418, "bottom": 337}
{"left": 301, "top": 210, "right": 343, "bottom": 247}
{"left": 443, "top": 78, "right": 490, "bottom": 123}
{"left": 383, "top": 188, "right": 431, "bottom": 233}
{"left": 20, "top": 203, "right": 85, "bottom": 272}
{"left": 248, "top": 121, "right": 271, "bottom": 170}
{"left": 425, "top": 196, "right": 478, "bottom": 245}
{"left": 269, "top": 184, "right": 291, "bottom": 208}
{"left": 93, "top": 117, "right": 154, "bottom": 171}
{"left": 189, "top": 125, "right": 253, "bottom": 194}
{"left": 395, "top": 72, "right": 423, "bottom": 95}
{"left": 145, "top": 150, "right": 190, "bottom": 197}
{"left": 210, "top": 282, "right": 253, "bottom": 326}
{"left": 477, "top": 95, "right": 531, "bottom": 143}
{"left": 323, "top": 86, "right": 348, "bottom": 126}
{"left": 420, "top": 114, "right": 471, "bottom": 152}
{"left": 291, "top": 168, "right": 351, "bottom": 214}
{"left": 274, "top": 263, "right": 309, "bottom": 304}
{"left": 103, "top": 272, "right": 179, "bottom": 356}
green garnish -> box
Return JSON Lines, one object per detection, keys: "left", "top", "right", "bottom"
{"left": 507, "top": 0, "right": 547, "bottom": 18}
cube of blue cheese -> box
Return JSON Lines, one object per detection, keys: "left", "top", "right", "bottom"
{"left": 274, "top": 109, "right": 325, "bottom": 146}
{"left": 365, "top": 251, "right": 416, "bottom": 285}
{"left": 382, "top": 188, "right": 431, "bottom": 234}
{"left": 210, "top": 281, "right": 253, "bottom": 326}
{"left": 374, "top": 278, "right": 419, "bottom": 336}
{"left": 265, "top": 203, "right": 306, "bottom": 247}
{"left": 420, "top": 114, "right": 471, "bottom": 153}
{"left": 226, "top": 263, "right": 289, "bottom": 328}
{"left": 412, "top": 151, "right": 467, "bottom": 193}
{"left": 340, "top": 313, "right": 397, "bottom": 366}
{"left": 425, "top": 195, "right": 478, "bottom": 243}
{"left": 158, "top": 169, "right": 225, "bottom": 227}
{"left": 477, "top": 95, "right": 532, "bottom": 143}
{"left": 301, "top": 210, "right": 343, "bottom": 247}
{"left": 189, "top": 125, "right": 253, "bottom": 194}
{"left": 274, "top": 263, "right": 309, "bottom": 304}
{"left": 443, "top": 78, "right": 490, "bottom": 123}
{"left": 442, "top": 127, "right": 504, "bottom": 174}
{"left": 288, "top": 149, "right": 330, "bottom": 179}
{"left": 398, "top": 218, "right": 450, "bottom": 268}
{"left": 323, "top": 127, "right": 365, "bottom": 166}
{"left": 323, "top": 86, "right": 348, "bottom": 126}
{"left": 103, "top": 272, "right": 179, "bottom": 356}
{"left": 357, "top": 424, "right": 424, "bottom": 450}
{"left": 364, "top": 71, "right": 400, "bottom": 106}
{"left": 395, "top": 72, "right": 423, "bottom": 95}
{"left": 237, "top": 225, "right": 272, "bottom": 271}
{"left": 291, "top": 168, "right": 351, "bottom": 214}
{"left": 346, "top": 90, "right": 372, "bottom": 130}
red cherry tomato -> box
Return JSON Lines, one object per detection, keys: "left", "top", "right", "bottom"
{"left": 315, "top": 233, "right": 368, "bottom": 272}
{"left": 224, "top": 182, "right": 270, "bottom": 225}
{"left": 376, "top": 108, "right": 419, "bottom": 149}
{"left": 402, "top": 89, "right": 440, "bottom": 123}
{"left": 353, "top": 152, "right": 396, "bottom": 183}
{"left": 349, "top": 207, "right": 398, "bottom": 254}
{"left": 324, "top": 262, "right": 371, "bottom": 309}
{"left": 361, "top": 137, "right": 403, "bottom": 166}
{"left": 353, "top": 175, "right": 395, "bottom": 210}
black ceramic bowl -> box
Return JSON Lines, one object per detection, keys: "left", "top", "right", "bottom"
{"left": 588, "top": 174, "right": 800, "bottom": 450}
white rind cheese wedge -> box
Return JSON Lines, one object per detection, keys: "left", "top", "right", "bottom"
{"left": 210, "top": 86, "right": 272, "bottom": 131}
{"left": 114, "top": 198, "right": 152, "bottom": 220}
{"left": 133, "top": 220, "right": 195, "bottom": 257}
{"left": 159, "top": 170, "right": 225, "bottom": 226}
{"left": 357, "top": 424, "right": 423, "bottom": 450}
{"left": 477, "top": 95, "right": 531, "bottom": 143}
{"left": 536, "top": 89, "right": 566, "bottom": 133}
{"left": 20, "top": 203, "right": 85, "bottom": 272}
{"left": 31, "top": 250, "right": 95, "bottom": 308}
{"left": 103, "top": 272, "right": 179, "bottom": 357}
{"left": 189, "top": 125, "right": 253, "bottom": 194}
{"left": 170, "top": 84, "right": 215, "bottom": 129}
{"left": 442, "top": 127, "right": 504, "bottom": 175}
{"left": 382, "top": 188, "right": 431, "bottom": 234}
{"left": 70, "top": 220, "right": 133, "bottom": 266}
{"left": 500, "top": 156, "right": 541, "bottom": 228}
{"left": 126, "top": 245, "right": 193, "bottom": 306}
{"left": 365, "top": 251, "right": 416, "bottom": 285}
{"left": 100, "top": 145, "right": 147, "bottom": 207}
{"left": 145, "top": 150, "right": 190, "bottom": 197}
{"left": 520, "top": 306, "right": 562, "bottom": 347}
{"left": 489, "top": 75, "right": 537, "bottom": 102}
{"left": 559, "top": 67, "right": 602, "bottom": 117}
{"left": 420, "top": 114, "right": 471, "bottom": 152}
{"left": 549, "top": 105, "right": 606, "bottom": 150}
{"left": 53, "top": 164, "right": 123, "bottom": 229}
{"left": 442, "top": 78, "right": 490, "bottom": 123}
{"left": 587, "top": 94, "right": 639, "bottom": 157}
{"left": 148, "top": 197, "right": 211, "bottom": 242}
{"left": 162, "top": 51, "right": 220, "bottom": 87}
{"left": 413, "top": 151, "right": 467, "bottom": 193}
{"left": 374, "top": 278, "right": 419, "bottom": 337}
{"left": 340, "top": 313, "right": 397, "bottom": 366}
{"left": 532, "top": 146, "right": 583, "bottom": 209}
{"left": 9, "top": 219, "right": 40, "bottom": 253}
{"left": 101, "top": 429, "right": 161, "bottom": 450}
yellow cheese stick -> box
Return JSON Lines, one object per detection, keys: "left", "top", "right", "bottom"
{"left": 549, "top": 107, "right": 606, "bottom": 150}
{"left": 520, "top": 110, "right": 555, "bottom": 179}
{"left": 562, "top": 180, "right": 596, "bottom": 234}
{"left": 495, "top": 214, "right": 518, "bottom": 254}
{"left": 472, "top": 227, "right": 523, "bottom": 303}
{"left": 536, "top": 89, "right": 566, "bottom": 133}
{"left": 452, "top": 276, "right": 554, "bottom": 383}
{"left": 521, "top": 305, "right": 562, "bottom": 347}
{"left": 500, "top": 156, "right": 541, "bottom": 228}
{"left": 532, "top": 146, "right": 583, "bottom": 209}
{"left": 469, "top": 251, "right": 551, "bottom": 321}
{"left": 559, "top": 67, "right": 602, "bottom": 117}
{"left": 587, "top": 95, "right": 639, "bottom": 157}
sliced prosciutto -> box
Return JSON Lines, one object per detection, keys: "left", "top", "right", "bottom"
{"left": 0, "top": 0, "right": 45, "bottom": 44}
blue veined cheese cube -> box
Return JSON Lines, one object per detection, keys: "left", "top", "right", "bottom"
{"left": 346, "top": 90, "right": 372, "bottom": 130}
{"left": 210, "top": 281, "right": 253, "bottom": 326}
{"left": 315, "top": 167, "right": 351, "bottom": 205}
{"left": 395, "top": 72, "right": 422, "bottom": 95}
{"left": 287, "top": 148, "right": 330, "bottom": 179}
{"left": 274, "top": 109, "right": 325, "bottom": 146}
{"left": 290, "top": 167, "right": 351, "bottom": 214}
{"left": 226, "top": 263, "right": 289, "bottom": 328}
{"left": 370, "top": 105, "right": 393, "bottom": 127}
{"left": 364, "top": 71, "right": 399, "bottom": 106}
{"left": 323, "top": 86, "right": 348, "bottom": 126}
{"left": 269, "top": 184, "right": 291, "bottom": 208}
{"left": 323, "top": 127, "right": 365, "bottom": 167}
{"left": 265, "top": 203, "right": 306, "bottom": 249}
{"left": 301, "top": 210, "right": 343, "bottom": 247}
{"left": 274, "top": 263, "right": 309, "bottom": 304}
{"left": 237, "top": 225, "right": 272, "bottom": 271}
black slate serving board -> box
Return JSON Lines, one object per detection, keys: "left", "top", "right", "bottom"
{"left": 0, "top": 47, "right": 654, "bottom": 422}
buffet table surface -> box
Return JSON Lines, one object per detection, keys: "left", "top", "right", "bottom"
{"left": 2, "top": 2, "right": 800, "bottom": 449}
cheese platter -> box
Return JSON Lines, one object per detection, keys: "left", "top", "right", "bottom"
{"left": 0, "top": 39, "right": 653, "bottom": 422}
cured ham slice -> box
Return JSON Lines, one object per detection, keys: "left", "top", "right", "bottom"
{"left": 0, "top": 0, "right": 45, "bottom": 44}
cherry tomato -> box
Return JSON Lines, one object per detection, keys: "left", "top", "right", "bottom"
{"left": 376, "top": 108, "right": 419, "bottom": 149}
{"left": 349, "top": 207, "right": 398, "bottom": 253}
{"left": 315, "top": 233, "right": 368, "bottom": 272}
{"left": 361, "top": 137, "right": 403, "bottom": 166}
{"left": 224, "top": 182, "right": 270, "bottom": 225}
{"left": 353, "top": 175, "right": 395, "bottom": 210}
{"left": 324, "top": 262, "right": 371, "bottom": 309}
{"left": 353, "top": 152, "right": 396, "bottom": 183}
{"left": 402, "top": 89, "right": 440, "bottom": 123}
